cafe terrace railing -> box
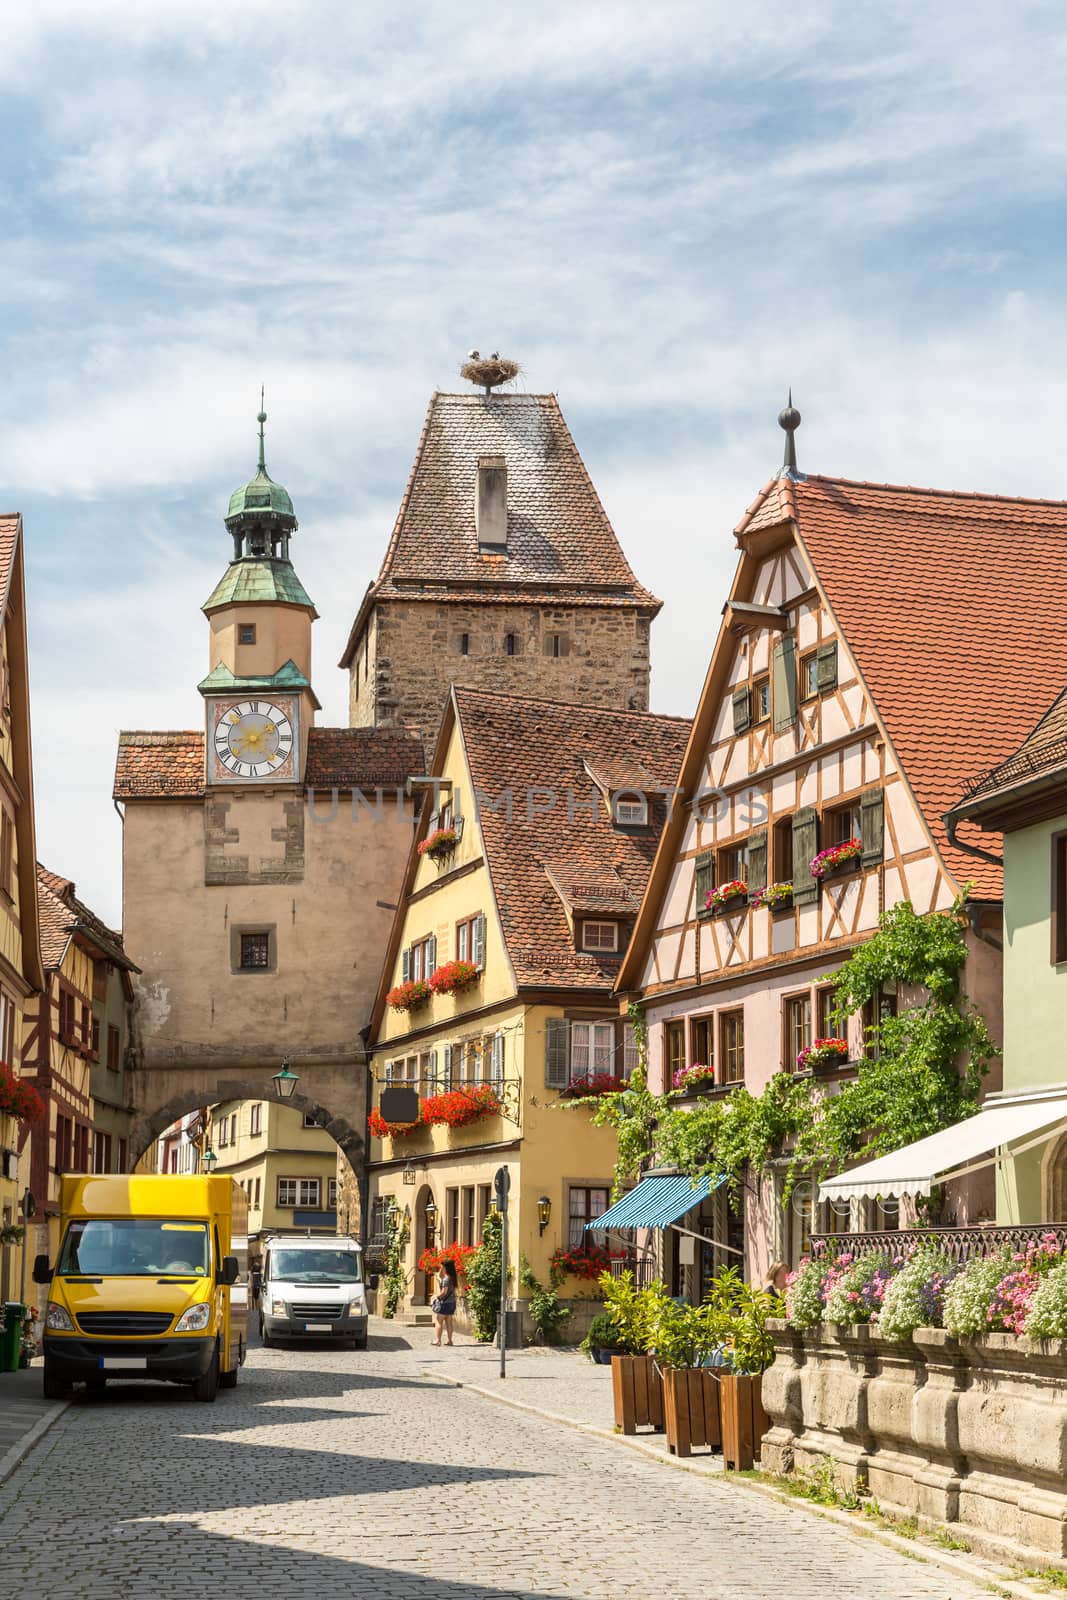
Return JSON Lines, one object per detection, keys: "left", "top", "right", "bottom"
{"left": 809, "top": 1221, "right": 1067, "bottom": 1264}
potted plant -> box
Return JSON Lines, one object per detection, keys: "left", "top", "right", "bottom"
{"left": 671, "top": 1063, "right": 717, "bottom": 1095}
{"left": 796, "top": 1037, "right": 849, "bottom": 1073}
{"left": 647, "top": 1297, "right": 722, "bottom": 1458}
{"left": 600, "top": 1271, "right": 666, "bottom": 1434}
{"left": 581, "top": 1311, "right": 626, "bottom": 1364}
{"left": 385, "top": 978, "right": 431, "bottom": 1012}
{"left": 704, "top": 1267, "right": 777, "bottom": 1471}
{"left": 751, "top": 881, "right": 793, "bottom": 912}
{"left": 810, "top": 837, "right": 862, "bottom": 880}
{"left": 428, "top": 959, "right": 480, "bottom": 997}
{"left": 417, "top": 825, "right": 460, "bottom": 862}
{"left": 705, "top": 879, "right": 748, "bottom": 915}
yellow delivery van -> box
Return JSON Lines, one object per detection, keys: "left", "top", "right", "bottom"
{"left": 35, "top": 1175, "right": 248, "bottom": 1402}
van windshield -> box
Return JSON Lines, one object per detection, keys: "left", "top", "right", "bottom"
{"left": 271, "top": 1248, "right": 362, "bottom": 1283}
{"left": 57, "top": 1219, "right": 211, "bottom": 1277}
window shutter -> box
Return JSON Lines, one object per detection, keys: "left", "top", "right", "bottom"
{"left": 384, "top": 1060, "right": 396, "bottom": 1085}
{"left": 544, "top": 1017, "right": 570, "bottom": 1089}
{"left": 473, "top": 912, "right": 486, "bottom": 970}
{"left": 490, "top": 1033, "right": 504, "bottom": 1093}
{"left": 792, "top": 807, "right": 819, "bottom": 905}
{"left": 732, "top": 686, "right": 751, "bottom": 734}
{"left": 816, "top": 642, "right": 838, "bottom": 693}
{"left": 748, "top": 829, "right": 768, "bottom": 893}
{"left": 427, "top": 933, "right": 437, "bottom": 972}
{"left": 694, "top": 850, "right": 716, "bottom": 913}
{"left": 772, "top": 637, "right": 797, "bottom": 732}
{"left": 442, "top": 1043, "right": 453, "bottom": 1092}
{"left": 622, "top": 1024, "right": 640, "bottom": 1078}
{"left": 860, "top": 787, "right": 885, "bottom": 868}
{"left": 401, "top": 948, "right": 411, "bottom": 983}
{"left": 428, "top": 810, "right": 439, "bottom": 834}
{"left": 427, "top": 1047, "right": 440, "bottom": 1096}
{"left": 454, "top": 814, "right": 465, "bottom": 841}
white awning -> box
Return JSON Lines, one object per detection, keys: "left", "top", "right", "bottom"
{"left": 818, "top": 1094, "right": 1067, "bottom": 1202}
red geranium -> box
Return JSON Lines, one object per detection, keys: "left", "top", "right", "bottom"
{"left": 417, "top": 1241, "right": 478, "bottom": 1281}
{"left": 428, "top": 960, "right": 480, "bottom": 996}
{"left": 550, "top": 1244, "right": 617, "bottom": 1280}
{"left": 0, "top": 1062, "right": 44, "bottom": 1124}
{"left": 422, "top": 1085, "right": 501, "bottom": 1127}
{"left": 559, "top": 1072, "right": 627, "bottom": 1101}
{"left": 418, "top": 827, "right": 460, "bottom": 860}
{"left": 385, "top": 979, "right": 431, "bottom": 1011}
{"left": 368, "top": 1107, "right": 419, "bottom": 1139}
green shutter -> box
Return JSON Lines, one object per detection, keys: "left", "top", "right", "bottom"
{"left": 792, "top": 808, "right": 819, "bottom": 904}
{"left": 772, "top": 637, "right": 798, "bottom": 732}
{"left": 816, "top": 642, "right": 838, "bottom": 693}
{"left": 694, "top": 850, "right": 716, "bottom": 914}
{"left": 732, "top": 687, "right": 752, "bottom": 733}
{"left": 748, "top": 830, "right": 768, "bottom": 893}
{"left": 861, "top": 787, "right": 885, "bottom": 868}
{"left": 545, "top": 1018, "right": 570, "bottom": 1089}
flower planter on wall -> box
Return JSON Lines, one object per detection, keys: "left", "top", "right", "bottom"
{"left": 611, "top": 1354, "right": 664, "bottom": 1434}
{"left": 662, "top": 1366, "right": 721, "bottom": 1457}
{"left": 718, "top": 1372, "right": 768, "bottom": 1471}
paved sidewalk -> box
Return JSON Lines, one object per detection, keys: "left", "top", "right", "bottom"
{"left": 0, "top": 1361, "right": 65, "bottom": 1483}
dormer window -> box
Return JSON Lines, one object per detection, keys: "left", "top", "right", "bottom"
{"left": 613, "top": 793, "right": 648, "bottom": 827}
{"left": 581, "top": 920, "right": 619, "bottom": 953}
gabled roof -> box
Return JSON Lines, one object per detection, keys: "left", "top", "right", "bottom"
{"left": 113, "top": 725, "right": 424, "bottom": 799}
{"left": 369, "top": 688, "right": 690, "bottom": 1036}
{"left": 617, "top": 470, "right": 1067, "bottom": 990}
{"left": 36, "top": 862, "right": 136, "bottom": 973}
{"left": 949, "top": 682, "right": 1067, "bottom": 828}
{"left": 340, "top": 393, "right": 660, "bottom": 664}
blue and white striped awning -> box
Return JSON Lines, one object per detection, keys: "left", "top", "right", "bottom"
{"left": 585, "top": 1171, "right": 724, "bottom": 1232}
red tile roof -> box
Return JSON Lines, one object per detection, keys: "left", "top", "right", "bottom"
{"left": 0, "top": 515, "right": 20, "bottom": 611}
{"left": 952, "top": 685, "right": 1067, "bottom": 820}
{"left": 114, "top": 726, "right": 424, "bottom": 799}
{"left": 740, "top": 474, "right": 1067, "bottom": 896}
{"left": 36, "top": 861, "right": 131, "bottom": 971}
{"left": 455, "top": 687, "right": 691, "bottom": 990}
{"left": 340, "top": 393, "right": 660, "bottom": 663}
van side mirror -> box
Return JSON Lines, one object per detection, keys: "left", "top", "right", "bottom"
{"left": 33, "top": 1253, "right": 52, "bottom": 1284}
{"left": 219, "top": 1255, "right": 239, "bottom": 1286}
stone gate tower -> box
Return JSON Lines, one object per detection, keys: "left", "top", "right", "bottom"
{"left": 340, "top": 387, "right": 662, "bottom": 753}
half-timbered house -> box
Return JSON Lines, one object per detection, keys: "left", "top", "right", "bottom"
{"left": 616, "top": 411, "right": 1067, "bottom": 1288}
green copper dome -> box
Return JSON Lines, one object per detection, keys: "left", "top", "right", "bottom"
{"left": 227, "top": 465, "right": 295, "bottom": 522}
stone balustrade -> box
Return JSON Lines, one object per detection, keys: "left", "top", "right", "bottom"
{"left": 761, "top": 1318, "right": 1067, "bottom": 1569}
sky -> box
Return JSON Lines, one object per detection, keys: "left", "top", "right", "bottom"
{"left": 2, "top": 0, "right": 1066, "bottom": 926}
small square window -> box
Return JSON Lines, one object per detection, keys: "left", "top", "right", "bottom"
{"left": 752, "top": 677, "right": 770, "bottom": 724}
{"left": 582, "top": 920, "right": 619, "bottom": 952}
{"left": 800, "top": 652, "right": 819, "bottom": 700}
{"left": 458, "top": 633, "right": 470, "bottom": 656}
{"left": 240, "top": 933, "right": 270, "bottom": 970}
{"left": 239, "top": 624, "right": 256, "bottom": 645}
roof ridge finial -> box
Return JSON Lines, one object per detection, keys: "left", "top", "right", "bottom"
{"left": 257, "top": 386, "right": 267, "bottom": 474}
{"left": 778, "top": 388, "right": 801, "bottom": 477}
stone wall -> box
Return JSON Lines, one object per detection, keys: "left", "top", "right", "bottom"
{"left": 349, "top": 600, "right": 652, "bottom": 753}
{"left": 762, "top": 1319, "right": 1067, "bottom": 1570}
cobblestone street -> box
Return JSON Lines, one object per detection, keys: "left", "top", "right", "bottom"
{"left": 0, "top": 1324, "right": 999, "bottom": 1600}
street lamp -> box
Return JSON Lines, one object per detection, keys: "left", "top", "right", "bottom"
{"left": 272, "top": 1060, "right": 299, "bottom": 1099}
{"left": 202, "top": 1147, "right": 218, "bottom": 1173}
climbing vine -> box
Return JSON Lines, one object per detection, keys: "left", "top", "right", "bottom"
{"left": 584, "top": 1001, "right": 660, "bottom": 1196}
{"left": 598, "top": 899, "right": 997, "bottom": 1199}
{"left": 382, "top": 1208, "right": 410, "bottom": 1318}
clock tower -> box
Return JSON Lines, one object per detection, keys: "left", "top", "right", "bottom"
{"left": 200, "top": 401, "right": 319, "bottom": 785}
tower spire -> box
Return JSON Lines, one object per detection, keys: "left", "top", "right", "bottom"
{"left": 257, "top": 387, "right": 267, "bottom": 473}
{"left": 777, "top": 389, "right": 802, "bottom": 478}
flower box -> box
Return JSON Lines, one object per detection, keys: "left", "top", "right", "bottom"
{"left": 369, "top": 1085, "right": 502, "bottom": 1140}
{"left": 797, "top": 1037, "right": 849, "bottom": 1072}
{"left": 611, "top": 1353, "right": 665, "bottom": 1434}
{"left": 0, "top": 1063, "right": 44, "bottom": 1123}
{"left": 428, "top": 960, "right": 480, "bottom": 997}
{"left": 672, "top": 1063, "right": 717, "bottom": 1095}
{"left": 719, "top": 1371, "right": 769, "bottom": 1471}
{"left": 550, "top": 1244, "right": 619, "bottom": 1281}
{"left": 385, "top": 978, "right": 431, "bottom": 1012}
{"left": 810, "top": 837, "right": 862, "bottom": 880}
{"left": 559, "top": 1072, "right": 627, "bottom": 1101}
{"left": 663, "top": 1366, "right": 721, "bottom": 1457}
{"left": 418, "top": 826, "right": 460, "bottom": 862}
{"left": 751, "top": 882, "right": 793, "bottom": 913}
{"left": 705, "top": 879, "right": 748, "bottom": 915}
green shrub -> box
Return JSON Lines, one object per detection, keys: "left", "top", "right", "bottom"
{"left": 584, "top": 1311, "right": 624, "bottom": 1353}
{"left": 465, "top": 1210, "right": 505, "bottom": 1342}
{"left": 519, "top": 1257, "right": 572, "bottom": 1346}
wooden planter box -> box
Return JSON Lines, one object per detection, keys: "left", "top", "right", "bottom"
{"left": 719, "top": 1372, "right": 768, "bottom": 1470}
{"left": 611, "top": 1354, "right": 664, "bottom": 1434}
{"left": 662, "top": 1367, "right": 721, "bottom": 1457}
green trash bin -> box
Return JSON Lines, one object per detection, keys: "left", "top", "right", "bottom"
{"left": 1, "top": 1302, "right": 25, "bottom": 1372}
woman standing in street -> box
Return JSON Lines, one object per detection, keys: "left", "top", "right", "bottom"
{"left": 431, "top": 1258, "right": 458, "bottom": 1346}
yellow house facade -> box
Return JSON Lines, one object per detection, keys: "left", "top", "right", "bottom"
{"left": 208, "top": 1097, "right": 340, "bottom": 1252}
{"left": 365, "top": 686, "right": 690, "bottom": 1335}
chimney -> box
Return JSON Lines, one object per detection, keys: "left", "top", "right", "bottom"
{"left": 476, "top": 454, "right": 508, "bottom": 550}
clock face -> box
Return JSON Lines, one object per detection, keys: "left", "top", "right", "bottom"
{"left": 211, "top": 699, "right": 295, "bottom": 780}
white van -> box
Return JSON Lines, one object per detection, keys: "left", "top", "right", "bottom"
{"left": 259, "top": 1235, "right": 367, "bottom": 1349}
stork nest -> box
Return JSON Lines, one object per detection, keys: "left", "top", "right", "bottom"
{"left": 460, "top": 356, "right": 521, "bottom": 390}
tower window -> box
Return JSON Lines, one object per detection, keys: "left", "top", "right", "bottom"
{"left": 239, "top": 624, "right": 256, "bottom": 645}
{"left": 504, "top": 633, "right": 517, "bottom": 657}
{"left": 232, "top": 926, "right": 276, "bottom": 973}
{"left": 544, "top": 633, "right": 569, "bottom": 658}
{"left": 458, "top": 633, "right": 470, "bottom": 656}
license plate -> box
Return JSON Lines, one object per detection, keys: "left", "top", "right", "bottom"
{"left": 101, "top": 1357, "right": 148, "bottom": 1370}
{"left": 305, "top": 1322, "right": 332, "bottom": 1332}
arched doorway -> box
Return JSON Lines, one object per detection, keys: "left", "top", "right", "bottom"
{"left": 1043, "top": 1130, "right": 1067, "bottom": 1221}
{"left": 414, "top": 1183, "right": 438, "bottom": 1305}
